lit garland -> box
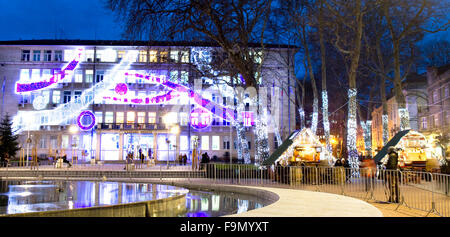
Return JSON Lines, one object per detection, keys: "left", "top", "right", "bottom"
{"left": 399, "top": 108, "right": 411, "bottom": 131}
{"left": 360, "top": 120, "right": 372, "bottom": 153}
{"left": 347, "top": 88, "right": 359, "bottom": 175}
{"left": 12, "top": 50, "right": 138, "bottom": 133}
{"left": 382, "top": 114, "right": 389, "bottom": 145}
{"left": 322, "top": 90, "right": 332, "bottom": 155}
{"left": 298, "top": 107, "right": 305, "bottom": 129}
{"left": 311, "top": 98, "right": 318, "bottom": 134}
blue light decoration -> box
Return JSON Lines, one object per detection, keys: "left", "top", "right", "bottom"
{"left": 15, "top": 48, "right": 83, "bottom": 93}
{"left": 190, "top": 107, "right": 213, "bottom": 130}
{"left": 77, "top": 110, "right": 96, "bottom": 130}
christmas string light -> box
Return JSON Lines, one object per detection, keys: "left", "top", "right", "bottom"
{"left": 382, "top": 114, "right": 389, "bottom": 145}
{"left": 399, "top": 108, "right": 411, "bottom": 131}
{"left": 347, "top": 88, "right": 359, "bottom": 175}
{"left": 322, "top": 90, "right": 332, "bottom": 155}
{"left": 311, "top": 98, "right": 318, "bottom": 134}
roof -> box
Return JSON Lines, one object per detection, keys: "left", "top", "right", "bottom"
{"left": 262, "top": 130, "right": 299, "bottom": 166}
{"left": 0, "top": 39, "right": 297, "bottom": 49}
{"left": 373, "top": 129, "right": 410, "bottom": 163}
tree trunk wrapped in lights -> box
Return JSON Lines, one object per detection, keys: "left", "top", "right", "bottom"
{"left": 347, "top": 88, "right": 359, "bottom": 174}
{"left": 382, "top": 114, "right": 389, "bottom": 145}
{"left": 322, "top": 90, "right": 332, "bottom": 154}
{"left": 360, "top": 120, "right": 372, "bottom": 154}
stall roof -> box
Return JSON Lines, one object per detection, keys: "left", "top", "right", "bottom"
{"left": 373, "top": 129, "right": 410, "bottom": 163}
{"left": 262, "top": 130, "right": 299, "bottom": 166}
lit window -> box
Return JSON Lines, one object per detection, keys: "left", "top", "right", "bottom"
{"left": 21, "top": 50, "right": 30, "bottom": 61}
{"left": 137, "top": 112, "right": 145, "bottom": 123}
{"left": 101, "top": 49, "right": 117, "bottom": 62}
{"left": 31, "top": 69, "right": 40, "bottom": 82}
{"left": 212, "top": 136, "right": 220, "bottom": 150}
{"left": 179, "top": 112, "right": 188, "bottom": 126}
{"left": 52, "top": 91, "right": 60, "bottom": 104}
{"left": 148, "top": 112, "right": 156, "bottom": 123}
{"left": 95, "top": 112, "right": 103, "bottom": 124}
{"left": 139, "top": 50, "right": 147, "bottom": 62}
{"left": 191, "top": 136, "right": 198, "bottom": 149}
{"left": 33, "top": 50, "right": 41, "bottom": 61}
{"left": 163, "top": 112, "right": 177, "bottom": 124}
{"left": 64, "top": 50, "right": 74, "bottom": 61}
{"left": 180, "top": 50, "right": 189, "bottom": 63}
{"left": 85, "top": 70, "right": 93, "bottom": 83}
{"left": 180, "top": 136, "right": 188, "bottom": 151}
{"left": 74, "top": 70, "right": 83, "bottom": 83}
{"left": 170, "top": 50, "right": 179, "bottom": 62}
{"left": 201, "top": 136, "right": 209, "bottom": 150}
{"left": 160, "top": 51, "right": 168, "bottom": 62}
{"left": 42, "top": 69, "right": 52, "bottom": 81}
{"left": 149, "top": 50, "right": 157, "bottom": 62}
{"left": 117, "top": 50, "right": 125, "bottom": 61}
{"left": 105, "top": 112, "right": 114, "bottom": 123}
{"left": 20, "top": 69, "right": 30, "bottom": 81}
{"left": 127, "top": 111, "right": 135, "bottom": 124}
{"left": 62, "top": 135, "right": 69, "bottom": 149}
{"left": 116, "top": 112, "right": 124, "bottom": 124}
{"left": 180, "top": 71, "right": 189, "bottom": 85}
{"left": 170, "top": 71, "right": 178, "bottom": 82}
{"left": 74, "top": 91, "right": 82, "bottom": 103}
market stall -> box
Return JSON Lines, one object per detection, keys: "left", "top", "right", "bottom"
{"left": 374, "top": 130, "right": 444, "bottom": 172}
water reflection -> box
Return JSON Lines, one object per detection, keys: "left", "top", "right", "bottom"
{"left": 0, "top": 180, "right": 269, "bottom": 217}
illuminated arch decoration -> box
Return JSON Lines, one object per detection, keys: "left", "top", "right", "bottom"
{"left": 32, "top": 95, "right": 48, "bottom": 110}
{"left": 77, "top": 110, "right": 96, "bottom": 130}
{"left": 190, "top": 107, "right": 213, "bottom": 130}
{"left": 12, "top": 50, "right": 138, "bottom": 133}
{"left": 102, "top": 89, "right": 181, "bottom": 105}
{"left": 15, "top": 48, "right": 84, "bottom": 93}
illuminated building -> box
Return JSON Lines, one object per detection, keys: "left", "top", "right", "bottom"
{"left": 0, "top": 40, "right": 296, "bottom": 163}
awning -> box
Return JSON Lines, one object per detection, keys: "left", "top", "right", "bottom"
{"left": 373, "top": 129, "right": 410, "bottom": 163}
{"left": 262, "top": 130, "right": 299, "bottom": 166}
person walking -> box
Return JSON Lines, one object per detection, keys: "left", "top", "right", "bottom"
{"left": 385, "top": 146, "right": 400, "bottom": 203}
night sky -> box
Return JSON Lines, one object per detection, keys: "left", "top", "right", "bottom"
{"left": 0, "top": 0, "right": 122, "bottom": 40}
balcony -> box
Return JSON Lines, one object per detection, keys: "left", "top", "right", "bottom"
{"left": 98, "top": 123, "right": 167, "bottom": 131}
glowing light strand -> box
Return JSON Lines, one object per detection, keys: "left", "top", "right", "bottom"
{"left": 347, "top": 88, "right": 359, "bottom": 176}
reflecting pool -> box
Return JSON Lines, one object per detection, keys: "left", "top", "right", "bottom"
{"left": 0, "top": 180, "right": 270, "bottom": 217}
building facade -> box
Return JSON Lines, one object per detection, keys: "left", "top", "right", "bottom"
{"left": 0, "top": 40, "right": 296, "bottom": 163}
{"left": 418, "top": 64, "right": 450, "bottom": 148}
{"left": 371, "top": 73, "right": 428, "bottom": 152}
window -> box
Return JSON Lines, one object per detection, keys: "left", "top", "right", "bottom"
{"left": 42, "top": 69, "right": 52, "bottom": 80}
{"left": 74, "top": 91, "right": 82, "bottom": 103}
{"left": 139, "top": 50, "right": 147, "bottom": 62}
{"left": 62, "top": 135, "right": 69, "bottom": 149}
{"left": 148, "top": 112, "right": 156, "bottom": 123}
{"left": 95, "top": 71, "right": 104, "bottom": 83}
{"left": 63, "top": 91, "right": 71, "bottom": 103}
{"left": 445, "top": 85, "right": 449, "bottom": 98}
{"left": 31, "top": 69, "right": 40, "bottom": 82}
{"left": 160, "top": 51, "right": 168, "bottom": 62}
{"left": 433, "top": 89, "right": 439, "bottom": 103}
{"left": 212, "top": 136, "right": 220, "bottom": 150}
{"left": 33, "top": 50, "right": 41, "bottom": 61}
{"left": 127, "top": 112, "right": 135, "bottom": 124}
{"left": 180, "top": 50, "right": 189, "bottom": 63}
{"left": 21, "top": 50, "right": 30, "bottom": 61}
{"left": 44, "top": 50, "right": 52, "bottom": 61}
{"left": 169, "top": 71, "right": 178, "bottom": 82}
{"left": 201, "top": 136, "right": 209, "bottom": 150}
{"left": 179, "top": 112, "right": 188, "bottom": 126}
{"left": 54, "top": 50, "right": 63, "bottom": 61}
{"left": 137, "top": 112, "right": 145, "bottom": 123}
{"left": 85, "top": 70, "right": 93, "bottom": 83}
{"left": 435, "top": 114, "right": 440, "bottom": 127}
{"left": 170, "top": 50, "right": 179, "bottom": 62}
{"left": 149, "top": 50, "right": 157, "bottom": 62}
{"left": 223, "top": 138, "right": 230, "bottom": 149}
{"left": 85, "top": 50, "right": 94, "bottom": 62}
{"left": 180, "top": 136, "right": 188, "bottom": 151}
{"left": 74, "top": 70, "right": 83, "bottom": 83}
{"left": 163, "top": 112, "right": 177, "bottom": 124}
{"left": 191, "top": 136, "right": 199, "bottom": 149}
{"left": 117, "top": 50, "right": 125, "bottom": 61}
{"left": 95, "top": 112, "right": 103, "bottom": 124}
{"left": 116, "top": 112, "right": 124, "bottom": 124}
{"left": 101, "top": 49, "right": 116, "bottom": 62}
{"left": 105, "top": 112, "right": 114, "bottom": 123}
{"left": 20, "top": 69, "right": 30, "bottom": 81}
{"left": 274, "top": 136, "right": 279, "bottom": 149}
{"left": 64, "top": 50, "right": 74, "bottom": 61}
{"left": 52, "top": 91, "right": 60, "bottom": 104}
{"left": 180, "top": 71, "right": 189, "bottom": 85}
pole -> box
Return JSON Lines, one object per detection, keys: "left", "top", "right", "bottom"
{"left": 26, "top": 131, "right": 30, "bottom": 167}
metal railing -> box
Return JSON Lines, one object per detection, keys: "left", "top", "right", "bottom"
{"left": 1, "top": 162, "right": 449, "bottom": 216}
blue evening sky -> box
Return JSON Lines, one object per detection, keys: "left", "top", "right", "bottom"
{"left": 0, "top": 0, "right": 122, "bottom": 40}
